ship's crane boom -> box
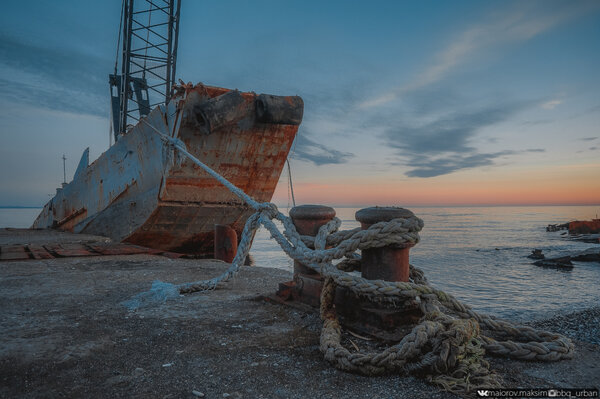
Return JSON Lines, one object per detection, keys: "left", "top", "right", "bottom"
{"left": 110, "top": 0, "right": 181, "bottom": 142}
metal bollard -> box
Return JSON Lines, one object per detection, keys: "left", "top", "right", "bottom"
{"left": 276, "top": 205, "right": 336, "bottom": 306}
{"left": 289, "top": 205, "right": 336, "bottom": 276}
{"left": 355, "top": 207, "right": 416, "bottom": 282}
{"left": 214, "top": 224, "right": 238, "bottom": 263}
{"left": 334, "top": 206, "right": 422, "bottom": 339}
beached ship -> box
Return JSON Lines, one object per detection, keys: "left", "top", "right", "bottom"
{"left": 32, "top": 1, "right": 303, "bottom": 255}
{"left": 32, "top": 84, "right": 302, "bottom": 254}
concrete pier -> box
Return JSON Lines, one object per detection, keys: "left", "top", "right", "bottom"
{"left": 0, "top": 228, "right": 598, "bottom": 398}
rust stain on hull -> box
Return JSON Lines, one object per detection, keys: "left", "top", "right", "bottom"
{"left": 54, "top": 207, "right": 87, "bottom": 230}
{"left": 124, "top": 201, "right": 254, "bottom": 254}
{"left": 32, "top": 83, "right": 302, "bottom": 255}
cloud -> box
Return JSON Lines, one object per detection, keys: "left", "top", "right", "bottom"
{"left": 0, "top": 78, "right": 106, "bottom": 117}
{"left": 359, "top": 1, "right": 597, "bottom": 109}
{"left": 579, "top": 137, "right": 598, "bottom": 141}
{"left": 0, "top": 32, "right": 110, "bottom": 116}
{"left": 520, "top": 119, "right": 553, "bottom": 126}
{"left": 403, "top": 151, "right": 514, "bottom": 178}
{"left": 382, "top": 100, "right": 535, "bottom": 177}
{"left": 583, "top": 105, "right": 600, "bottom": 114}
{"left": 384, "top": 101, "right": 532, "bottom": 155}
{"left": 541, "top": 99, "right": 562, "bottom": 109}
{"left": 590, "top": 146, "right": 598, "bottom": 151}
{"left": 291, "top": 135, "right": 354, "bottom": 165}
{"left": 568, "top": 104, "right": 600, "bottom": 120}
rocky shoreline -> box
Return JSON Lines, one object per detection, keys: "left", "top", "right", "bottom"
{"left": 546, "top": 219, "right": 600, "bottom": 244}
{"left": 529, "top": 248, "right": 600, "bottom": 268}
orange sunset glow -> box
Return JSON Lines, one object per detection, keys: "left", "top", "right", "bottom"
{"left": 273, "top": 163, "right": 600, "bottom": 206}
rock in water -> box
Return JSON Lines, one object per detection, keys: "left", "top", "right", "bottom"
{"left": 571, "top": 249, "right": 600, "bottom": 262}
{"left": 568, "top": 219, "right": 600, "bottom": 234}
{"left": 533, "top": 256, "right": 573, "bottom": 269}
{"left": 527, "top": 249, "right": 545, "bottom": 259}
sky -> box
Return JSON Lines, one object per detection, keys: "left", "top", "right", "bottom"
{"left": 0, "top": 0, "right": 599, "bottom": 207}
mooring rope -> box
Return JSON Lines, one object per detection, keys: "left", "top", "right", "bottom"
{"left": 140, "top": 105, "right": 574, "bottom": 394}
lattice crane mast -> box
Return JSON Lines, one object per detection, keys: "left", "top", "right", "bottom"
{"left": 109, "top": 0, "right": 181, "bottom": 142}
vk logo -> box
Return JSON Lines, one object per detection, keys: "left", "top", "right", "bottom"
{"left": 477, "top": 390, "right": 489, "bottom": 397}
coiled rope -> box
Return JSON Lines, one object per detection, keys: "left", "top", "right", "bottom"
{"left": 140, "top": 105, "right": 574, "bottom": 394}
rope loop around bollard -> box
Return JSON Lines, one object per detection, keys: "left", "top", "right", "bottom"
{"left": 144, "top": 107, "right": 575, "bottom": 395}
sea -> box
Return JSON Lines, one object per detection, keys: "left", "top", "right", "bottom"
{"left": 2, "top": 205, "right": 599, "bottom": 321}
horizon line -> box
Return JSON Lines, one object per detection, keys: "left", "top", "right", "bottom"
{"left": 2, "top": 203, "right": 600, "bottom": 209}
{"left": 277, "top": 203, "right": 600, "bottom": 209}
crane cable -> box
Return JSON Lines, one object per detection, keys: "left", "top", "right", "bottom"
{"left": 114, "top": 0, "right": 125, "bottom": 76}
{"left": 286, "top": 159, "right": 296, "bottom": 207}
{"left": 142, "top": 2, "right": 152, "bottom": 80}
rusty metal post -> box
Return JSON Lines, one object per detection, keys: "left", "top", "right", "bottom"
{"left": 333, "top": 206, "right": 422, "bottom": 339}
{"left": 355, "top": 207, "right": 416, "bottom": 282}
{"left": 276, "top": 205, "right": 336, "bottom": 306}
{"left": 214, "top": 224, "right": 237, "bottom": 263}
{"left": 289, "top": 205, "right": 336, "bottom": 275}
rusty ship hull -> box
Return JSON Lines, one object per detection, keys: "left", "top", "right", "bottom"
{"left": 32, "top": 84, "right": 302, "bottom": 255}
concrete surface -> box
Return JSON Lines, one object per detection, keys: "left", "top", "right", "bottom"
{"left": 0, "top": 229, "right": 598, "bottom": 398}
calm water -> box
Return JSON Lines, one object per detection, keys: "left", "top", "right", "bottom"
{"left": 0, "top": 208, "right": 41, "bottom": 228}
{"left": 2, "top": 206, "right": 599, "bottom": 320}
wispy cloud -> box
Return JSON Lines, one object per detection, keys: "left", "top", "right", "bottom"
{"left": 568, "top": 104, "right": 600, "bottom": 120}
{"left": 0, "top": 32, "right": 109, "bottom": 116}
{"left": 346, "top": 2, "right": 599, "bottom": 179}
{"left": 359, "top": 1, "right": 597, "bottom": 109}
{"left": 541, "top": 99, "right": 562, "bottom": 109}
{"left": 401, "top": 151, "right": 514, "bottom": 178}
{"left": 580, "top": 137, "right": 598, "bottom": 141}
{"left": 0, "top": 78, "right": 106, "bottom": 117}
{"left": 382, "top": 100, "right": 537, "bottom": 177}
{"left": 520, "top": 119, "right": 553, "bottom": 126}
{"left": 291, "top": 135, "right": 354, "bottom": 166}
{"left": 384, "top": 101, "right": 533, "bottom": 155}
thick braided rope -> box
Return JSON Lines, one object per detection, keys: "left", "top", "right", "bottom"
{"left": 145, "top": 106, "right": 574, "bottom": 393}
{"left": 315, "top": 260, "right": 574, "bottom": 363}
{"left": 319, "top": 276, "right": 500, "bottom": 393}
